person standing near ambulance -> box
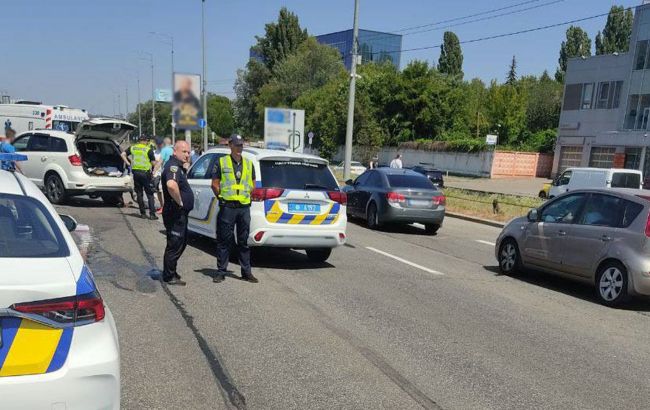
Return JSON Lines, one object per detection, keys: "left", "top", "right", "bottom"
{"left": 211, "top": 134, "right": 258, "bottom": 283}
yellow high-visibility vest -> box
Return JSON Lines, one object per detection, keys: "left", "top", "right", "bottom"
{"left": 219, "top": 155, "right": 253, "bottom": 205}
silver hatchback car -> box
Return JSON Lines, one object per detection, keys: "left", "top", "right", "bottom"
{"left": 495, "top": 189, "right": 650, "bottom": 306}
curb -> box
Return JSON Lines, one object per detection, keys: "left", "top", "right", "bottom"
{"left": 446, "top": 212, "right": 505, "bottom": 228}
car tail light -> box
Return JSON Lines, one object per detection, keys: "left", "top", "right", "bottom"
{"left": 68, "top": 154, "right": 82, "bottom": 166}
{"left": 254, "top": 231, "right": 265, "bottom": 242}
{"left": 251, "top": 188, "right": 284, "bottom": 201}
{"left": 432, "top": 195, "right": 446, "bottom": 206}
{"left": 11, "top": 291, "right": 105, "bottom": 326}
{"left": 328, "top": 191, "right": 347, "bottom": 205}
{"left": 339, "top": 232, "right": 346, "bottom": 240}
{"left": 386, "top": 192, "right": 406, "bottom": 203}
{"left": 645, "top": 211, "right": 650, "bottom": 238}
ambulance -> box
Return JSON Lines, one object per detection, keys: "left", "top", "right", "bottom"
{"left": 0, "top": 102, "right": 89, "bottom": 135}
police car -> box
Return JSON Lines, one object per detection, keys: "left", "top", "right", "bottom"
{"left": 0, "top": 154, "right": 120, "bottom": 409}
{"left": 187, "top": 148, "right": 347, "bottom": 262}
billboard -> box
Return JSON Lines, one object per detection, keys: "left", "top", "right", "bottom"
{"left": 173, "top": 73, "right": 202, "bottom": 130}
{"left": 155, "top": 89, "right": 172, "bottom": 102}
{"left": 264, "top": 108, "right": 305, "bottom": 153}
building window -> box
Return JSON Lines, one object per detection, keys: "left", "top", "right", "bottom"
{"left": 559, "top": 146, "right": 583, "bottom": 172}
{"left": 596, "top": 82, "right": 610, "bottom": 109}
{"left": 594, "top": 81, "right": 624, "bottom": 109}
{"left": 635, "top": 40, "right": 650, "bottom": 70}
{"left": 589, "top": 147, "right": 616, "bottom": 168}
{"left": 624, "top": 94, "right": 650, "bottom": 130}
{"left": 625, "top": 147, "right": 642, "bottom": 170}
{"left": 563, "top": 84, "right": 582, "bottom": 111}
{"left": 581, "top": 83, "right": 594, "bottom": 109}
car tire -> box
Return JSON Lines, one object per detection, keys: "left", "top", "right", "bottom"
{"left": 498, "top": 238, "right": 521, "bottom": 275}
{"left": 45, "top": 173, "right": 67, "bottom": 205}
{"left": 425, "top": 224, "right": 440, "bottom": 235}
{"left": 595, "top": 261, "right": 629, "bottom": 307}
{"left": 101, "top": 193, "right": 123, "bottom": 206}
{"left": 367, "top": 202, "right": 380, "bottom": 230}
{"left": 306, "top": 248, "right": 332, "bottom": 263}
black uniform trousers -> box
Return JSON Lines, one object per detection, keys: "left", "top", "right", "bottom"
{"left": 133, "top": 170, "right": 156, "bottom": 217}
{"left": 216, "top": 204, "right": 252, "bottom": 276}
{"left": 162, "top": 210, "right": 189, "bottom": 281}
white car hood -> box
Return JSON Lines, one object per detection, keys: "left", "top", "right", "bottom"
{"left": 75, "top": 118, "right": 136, "bottom": 142}
{"left": 0, "top": 257, "right": 77, "bottom": 307}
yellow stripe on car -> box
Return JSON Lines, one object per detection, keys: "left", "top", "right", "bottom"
{"left": 287, "top": 214, "right": 305, "bottom": 224}
{"left": 0, "top": 320, "right": 62, "bottom": 377}
{"left": 311, "top": 204, "right": 334, "bottom": 225}
{"left": 266, "top": 201, "right": 284, "bottom": 223}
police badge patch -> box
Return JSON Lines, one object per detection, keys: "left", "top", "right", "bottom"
{"left": 170, "top": 166, "right": 178, "bottom": 173}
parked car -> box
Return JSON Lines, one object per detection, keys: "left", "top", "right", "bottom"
{"left": 186, "top": 148, "right": 347, "bottom": 262}
{"left": 333, "top": 161, "right": 367, "bottom": 175}
{"left": 496, "top": 189, "right": 650, "bottom": 307}
{"left": 13, "top": 118, "right": 136, "bottom": 205}
{"left": 548, "top": 167, "right": 642, "bottom": 198}
{"left": 538, "top": 181, "right": 552, "bottom": 199}
{"left": 0, "top": 161, "right": 120, "bottom": 408}
{"left": 344, "top": 168, "right": 445, "bottom": 234}
{"left": 411, "top": 165, "right": 445, "bottom": 187}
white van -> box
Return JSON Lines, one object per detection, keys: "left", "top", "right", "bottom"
{"left": 549, "top": 167, "right": 643, "bottom": 198}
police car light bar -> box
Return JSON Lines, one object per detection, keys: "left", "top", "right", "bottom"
{"left": 0, "top": 153, "right": 28, "bottom": 162}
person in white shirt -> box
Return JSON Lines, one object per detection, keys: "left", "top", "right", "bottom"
{"left": 153, "top": 138, "right": 165, "bottom": 212}
{"left": 389, "top": 154, "right": 403, "bottom": 169}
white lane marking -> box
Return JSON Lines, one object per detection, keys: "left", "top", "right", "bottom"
{"left": 476, "top": 240, "right": 496, "bottom": 246}
{"left": 365, "top": 247, "right": 444, "bottom": 276}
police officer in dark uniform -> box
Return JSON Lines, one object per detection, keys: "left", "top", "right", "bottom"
{"left": 211, "top": 134, "right": 258, "bottom": 283}
{"left": 161, "top": 141, "right": 194, "bottom": 286}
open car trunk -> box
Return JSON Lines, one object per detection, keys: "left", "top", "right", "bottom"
{"left": 74, "top": 118, "right": 136, "bottom": 177}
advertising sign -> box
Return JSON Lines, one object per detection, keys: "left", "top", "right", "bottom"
{"left": 155, "top": 89, "right": 172, "bottom": 102}
{"left": 173, "top": 73, "right": 202, "bottom": 130}
{"left": 264, "top": 107, "right": 305, "bottom": 153}
{"left": 486, "top": 134, "right": 498, "bottom": 145}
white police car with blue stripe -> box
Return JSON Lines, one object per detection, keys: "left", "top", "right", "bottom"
{"left": 0, "top": 154, "right": 120, "bottom": 409}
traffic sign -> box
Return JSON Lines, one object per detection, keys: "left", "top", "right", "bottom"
{"left": 308, "top": 131, "right": 314, "bottom": 145}
{"left": 486, "top": 134, "right": 498, "bottom": 145}
{"left": 198, "top": 118, "right": 207, "bottom": 129}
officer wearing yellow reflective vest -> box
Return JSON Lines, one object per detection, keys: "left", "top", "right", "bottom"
{"left": 122, "top": 136, "right": 158, "bottom": 220}
{"left": 211, "top": 134, "right": 258, "bottom": 283}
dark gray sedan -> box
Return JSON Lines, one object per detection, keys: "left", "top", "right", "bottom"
{"left": 344, "top": 168, "right": 445, "bottom": 234}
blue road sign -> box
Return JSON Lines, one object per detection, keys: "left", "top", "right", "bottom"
{"left": 199, "top": 118, "right": 207, "bottom": 129}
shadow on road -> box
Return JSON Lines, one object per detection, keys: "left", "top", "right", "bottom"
{"left": 485, "top": 264, "right": 650, "bottom": 312}
{"left": 348, "top": 218, "right": 437, "bottom": 236}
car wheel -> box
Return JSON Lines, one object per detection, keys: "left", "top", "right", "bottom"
{"left": 306, "top": 248, "right": 332, "bottom": 263}
{"left": 425, "top": 224, "right": 440, "bottom": 235}
{"left": 45, "top": 173, "right": 67, "bottom": 204}
{"left": 101, "top": 193, "right": 123, "bottom": 206}
{"left": 367, "top": 202, "right": 380, "bottom": 230}
{"left": 596, "top": 261, "right": 629, "bottom": 307}
{"left": 498, "top": 239, "right": 521, "bottom": 275}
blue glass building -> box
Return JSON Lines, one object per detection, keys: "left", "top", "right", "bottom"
{"left": 316, "top": 29, "right": 402, "bottom": 70}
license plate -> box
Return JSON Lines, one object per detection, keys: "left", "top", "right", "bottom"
{"left": 408, "top": 199, "right": 430, "bottom": 207}
{"left": 288, "top": 203, "right": 321, "bottom": 213}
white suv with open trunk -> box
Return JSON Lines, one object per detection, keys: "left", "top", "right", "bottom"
{"left": 13, "top": 118, "right": 135, "bottom": 205}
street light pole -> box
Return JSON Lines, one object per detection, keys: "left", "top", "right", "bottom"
{"left": 201, "top": 0, "right": 208, "bottom": 152}
{"left": 343, "top": 0, "right": 360, "bottom": 181}
{"left": 137, "top": 73, "right": 142, "bottom": 135}
{"left": 151, "top": 56, "right": 156, "bottom": 136}
{"left": 150, "top": 31, "right": 175, "bottom": 142}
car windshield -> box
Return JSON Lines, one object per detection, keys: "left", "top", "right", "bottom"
{"left": 387, "top": 174, "right": 435, "bottom": 189}
{"left": 0, "top": 193, "right": 69, "bottom": 258}
{"left": 260, "top": 159, "right": 339, "bottom": 190}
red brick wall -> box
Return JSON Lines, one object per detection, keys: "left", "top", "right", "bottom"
{"left": 490, "top": 151, "right": 553, "bottom": 178}
{"left": 612, "top": 153, "right": 625, "bottom": 168}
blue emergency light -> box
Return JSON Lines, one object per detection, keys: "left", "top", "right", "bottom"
{"left": 0, "top": 153, "right": 28, "bottom": 162}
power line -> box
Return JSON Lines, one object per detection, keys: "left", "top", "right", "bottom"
{"left": 371, "top": 8, "right": 627, "bottom": 56}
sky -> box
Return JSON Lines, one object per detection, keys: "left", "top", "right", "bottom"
{"left": 0, "top": 0, "right": 639, "bottom": 116}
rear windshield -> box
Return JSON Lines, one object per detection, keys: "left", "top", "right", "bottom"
{"left": 0, "top": 193, "right": 69, "bottom": 258}
{"left": 387, "top": 174, "right": 435, "bottom": 189}
{"left": 611, "top": 172, "right": 641, "bottom": 188}
{"left": 260, "top": 160, "right": 339, "bottom": 190}
{"left": 427, "top": 171, "right": 443, "bottom": 179}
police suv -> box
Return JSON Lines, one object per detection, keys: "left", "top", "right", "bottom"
{"left": 187, "top": 148, "right": 347, "bottom": 262}
{"left": 0, "top": 154, "right": 120, "bottom": 409}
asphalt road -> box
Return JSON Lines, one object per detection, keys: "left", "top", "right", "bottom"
{"left": 55, "top": 199, "right": 650, "bottom": 410}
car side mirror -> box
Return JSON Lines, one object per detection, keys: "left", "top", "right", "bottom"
{"left": 345, "top": 179, "right": 354, "bottom": 186}
{"left": 527, "top": 209, "right": 539, "bottom": 223}
{"left": 59, "top": 214, "right": 78, "bottom": 232}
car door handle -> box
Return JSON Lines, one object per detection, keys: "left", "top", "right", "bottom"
{"left": 601, "top": 235, "right": 612, "bottom": 242}
{"left": 195, "top": 190, "right": 201, "bottom": 194}
{"left": 558, "top": 230, "right": 567, "bottom": 236}
{"left": 40, "top": 156, "right": 48, "bottom": 162}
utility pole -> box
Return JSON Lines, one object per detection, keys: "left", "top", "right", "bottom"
{"left": 151, "top": 56, "right": 156, "bottom": 136}
{"left": 201, "top": 0, "right": 208, "bottom": 152}
{"left": 137, "top": 73, "right": 142, "bottom": 135}
{"left": 117, "top": 93, "right": 121, "bottom": 119}
{"left": 125, "top": 84, "right": 129, "bottom": 120}
{"left": 150, "top": 31, "right": 175, "bottom": 142}
{"left": 476, "top": 111, "right": 480, "bottom": 139}
{"left": 343, "top": 0, "right": 360, "bottom": 181}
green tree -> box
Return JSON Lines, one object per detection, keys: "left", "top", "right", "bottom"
{"left": 233, "top": 60, "right": 271, "bottom": 137}
{"left": 555, "top": 26, "right": 592, "bottom": 82}
{"left": 595, "top": 6, "right": 634, "bottom": 55}
{"left": 252, "top": 7, "right": 308, "bottom": 71}
{"left": 438, "top": 31, "right": 463, "bottom": 78}
{"left": 206, "top": 94, "right": 235, "bottom": 137}
{"left": 506, "top": 55, "right": 517, "bottom": 85}
{"left": 127, "top": 101, "right": 172, "bottom": 137}
{"left": 486, "top": 80, "right": 527, "bottom": 146}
